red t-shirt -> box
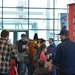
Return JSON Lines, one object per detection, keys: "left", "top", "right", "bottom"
{"left": 10, "top": 60, "right": 16, "bottom": 75}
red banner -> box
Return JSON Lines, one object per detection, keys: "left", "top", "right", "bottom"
{"left": 68, "top": 3, "right": 75, "bottom": 42}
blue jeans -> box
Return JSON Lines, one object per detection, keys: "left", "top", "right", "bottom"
{"left": 19, "top": 61, "right": 26, "bottom": 75}
{"left": 0, "top": 73, "right": 9, "bottom": 75}
{"left": 53, "top": 66, "right": 56, "bottom": 75}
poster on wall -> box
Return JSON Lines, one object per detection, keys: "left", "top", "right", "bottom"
{"left": 60, "top": 13, "right": 67, "bottom": 30}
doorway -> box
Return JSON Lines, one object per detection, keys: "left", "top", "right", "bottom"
{"left": 8, "top": 30, "right": 29, "bottom": 44}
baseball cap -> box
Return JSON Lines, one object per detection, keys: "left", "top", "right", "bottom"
{"left": 58, "top": 30, "right": 69, "bottom": 35}
{"left": 21, "top": 34, "right": 26, "bottom": 37}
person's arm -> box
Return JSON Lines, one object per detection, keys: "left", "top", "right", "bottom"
{"left": 10, "top": 45, "right": 17, "bottom": 59}
{"left": 50, "top": 44, "right": 62, "bottom": 71}
{"left": 14, "top": 66, "right": 18, "bottom": 75}
{"left": 49, "top": 64, "right": 55, "bottom": 72}
{"left": 53, "top": 44, "right": 62, "bottom": 65}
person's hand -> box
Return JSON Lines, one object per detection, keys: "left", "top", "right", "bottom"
{"left": 50, "top": 59, "right": 52, "bottom": 63}
{"left": 49, "top": 53, "right": 52, "bottom": 56}
{"left": 49, "top": 68, "right": 53, "bottom": 72}
{"left": 26, "top": 45, "right": 29, "bottom": 50}
{"left": 15, "top": 74, "right": 18, "bottom": 75}
{"left": 49, "top": 64, "right": 55, "bottom": 72}
{"left": 48, "top": 64, "right": 53, "bottom": 71}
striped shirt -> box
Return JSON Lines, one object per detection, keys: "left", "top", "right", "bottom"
{"left": 0, "top": 38, "right": 17, "bottom": 73}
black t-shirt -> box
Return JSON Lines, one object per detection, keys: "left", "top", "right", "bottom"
{"left": 18, "top": 40, "right": 28, "bottom": 52}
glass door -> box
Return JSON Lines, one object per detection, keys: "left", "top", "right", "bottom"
{"left": 9, "top": 32, "right": 14, "bottom": 44}
{"left": 9, "top": 30, "right": 29, "bottom": 44}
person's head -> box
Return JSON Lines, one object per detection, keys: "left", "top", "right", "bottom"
{"left": 49, "top": 38, "right": 54, "bottom": 45}
{"left": 41, "top": 44, "right": 47, "bottom": 53}
{"left": 1, "top": 29, "right": 9, "bottom": 41}
{"left": 38, "top": 59, "right": 45, "bottom": 68}
{"left": 45, "top": 52, "right": 50, "bottom": 60}
{"left": 40, "top": 39, "right": 46, "bottom": 45}
{"left": 33, "top": 33, "right": 38, "bottom": 40}
{"left": 21, "top": 34, "right": 27, "bottom": 41}
{"left": 58, "top": 30, "right": 69, "bottom": 42}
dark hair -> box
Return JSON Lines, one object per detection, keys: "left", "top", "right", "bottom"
{"left": 33, "top": 33, "right": 38, "bottom": 40}
{"left": 40, "top": 38, "right": 46, "bottom": 44}
{"left": 38, "top": 59, "right": 45, "bottom": 68}
{"left": 21, "top": 34, "right": 26, "bottom": 37}
{"left": 1, "top": 29, "right": 9, "bottom": 37}
{"left": 45, "top": 52, "right": 49, "bottom": 56}
{"left": 49, "top": 38, "right": 54, "bottom": 42}
{"left": 41, "top": 44, "right": 46, "bottom": 51}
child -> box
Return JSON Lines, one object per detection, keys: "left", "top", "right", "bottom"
{"left": 40, "top": 44, "right": 47, "bottom": 63}
{"left": 10, "top": 59, "right": 18, "bottom": 75}
{"left": 45, "top": 52, "right": 52, "bottom": 70}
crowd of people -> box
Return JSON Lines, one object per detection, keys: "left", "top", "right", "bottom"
{"left": 0, "top": 29, "right": 75, "bottom": 75}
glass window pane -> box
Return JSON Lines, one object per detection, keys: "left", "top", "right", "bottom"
{"left": 30, "top": 0, "right": 53, "bottom": 8}
{"left": 0, "top": 0, "right": 2, "bottom": 7}
{"left": 0, "top": 19, "right": 2, "bottom": 29}
{"left": 9, "top": 32, "right": 14, "bottom": 44}
{"left": 29, "top": 30, "right": 53, "bottom": 40}
{"left": 30, "top": 0, "right": 46, "bottom": 8}
{"left": 55, "top": 41, "right": 61, "bottom": 46}
{"left": 46, "top": 41, "right": 49, "bottom": 46}
{"left": 0, "top": 30, "right": 2, "bottom": 38}
{"left": 29, "top": 20, "right": 53, "bottom": 29}
{"left": 3, "top": 0, "right": 28, "bottom": 7}
{"left": 50, "top": 0, "right": 53, "bottom": 8}
{"left": 0, "top": 8, "right": 2, "bottom": 18}
{"left": 29, "top": 9, "right": 53, "bottom": 19}
{"left": 17, "top": 32, "right": 26, "bottom": 40}
{"left": 55, "top": 20, "right": 61, "bottom": 29}
{"left": 3, "top": 8, "right": 28, "bottom": 18}
{"left": 3, "top": 19, "right": 28, "bottom": 29}
{"left": 55, "top": 0, "right": 75, "bottom": 8}
{"left": 54, "top": 30, "right": 60, "bottom": 40}
{"left": 54, "top": 19, "right": 68, "bottom": 30}
{"left": 55, "top": 9, "right": 67, "bottom": 19}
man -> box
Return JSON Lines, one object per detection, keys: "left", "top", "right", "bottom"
{"left": 47, "top": 38, "right": 56, "bottom": 60}
{"left": 17, "top": 34, "right": 28, "bottom": 75}
{"left": 51, "top": 30, "right": 75, "bottom": 75}
{"left": 47, "top": 38, "right": 56, "bottom": 75}
{"left": 0, "top": 29, "right": 17, "bottom": 75}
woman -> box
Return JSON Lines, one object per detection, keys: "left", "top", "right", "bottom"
{"left": 27, "top": 40, "right": 37, "bottom": 75}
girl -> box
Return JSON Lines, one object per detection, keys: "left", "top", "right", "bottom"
{"left": 40, "top": 44, "right": 47, "bottom": 63}
{"left": 10, "top": 59, "right": 18, "bottom": 75}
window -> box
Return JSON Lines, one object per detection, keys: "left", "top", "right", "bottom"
{"left": 0, "top": 0, "right": 74, "bottom": 45}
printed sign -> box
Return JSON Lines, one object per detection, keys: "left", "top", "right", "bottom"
{"left": 60, "top": 13, "right": 67, "bottom": 30}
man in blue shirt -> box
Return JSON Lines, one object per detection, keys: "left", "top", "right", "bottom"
{"left": 51, "top": 30, "right": 75, "bottom": 75}
{"left": 47, "top": 38, "right": 56, "bottom": 75}
{"left": 47, "top": 38, "right": 56, "bottom": 60}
